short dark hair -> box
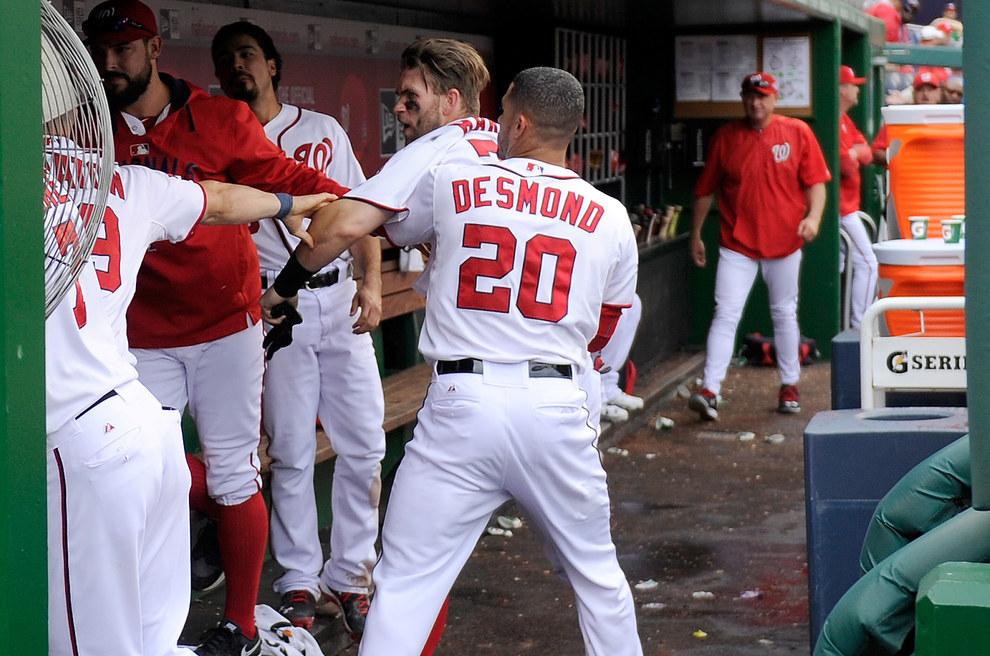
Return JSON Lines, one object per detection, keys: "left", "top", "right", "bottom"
{"left": 400, "top": 38, "right": 489, "bottom": 116}
{"left": 211, "top": 21, "right": 282, "bottom": 90}
{"left": 507, "top": 67, "right": 584, "bottom": 144}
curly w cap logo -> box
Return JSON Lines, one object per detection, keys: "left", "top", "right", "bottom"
{"left": 772, "top": 142, "right": 791, "bottom": 163}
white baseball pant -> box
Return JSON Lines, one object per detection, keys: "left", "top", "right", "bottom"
{"left": 48, "top": 379, "right": 195, "bottom": 656}
{"left": 262, "top": 277, "right": 386, "bottom": 597}
{"left": 132, "top": 324, "right": 264, "bottom": 505}
{"left": 358, "top": 361, "right": 643, "bottom": 656}
{"left": 839, "top": 211, "right": 879, "bottom": 329}
{"left": 702, "top": 247, "right": 803, "bottom": 395}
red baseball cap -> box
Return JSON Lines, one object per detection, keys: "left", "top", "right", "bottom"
{"left": 83, "top": 0, "right": 158, "bottom": 45}
{"left": 914, "top": 71, "right": 941, "bottom": 90}
{"left": 741, "top": 72, "right": 778, "bottom": 96}
{"left": 840, "top": 65, "right": 866, "bottom": 85}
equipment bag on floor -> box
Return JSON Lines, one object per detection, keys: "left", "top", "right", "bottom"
{"left": 740, "top": 332, "right": 819, "bottom": 367}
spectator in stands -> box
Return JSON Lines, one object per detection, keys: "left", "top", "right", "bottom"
{"left": 931, "top": 2, "right": 963, "bottom": 44}
{"left": 873, "top": 71, "right": 942, "bottom": 167}
{"left": 942, "top": 75, "right": 964, "bottom": 103}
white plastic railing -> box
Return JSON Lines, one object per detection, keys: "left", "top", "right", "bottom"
{"left": 859, "top": 296, "right": 966, "bottom": 408}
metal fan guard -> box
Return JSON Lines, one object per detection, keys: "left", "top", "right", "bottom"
{"left": 41, "top": 0, "right": 114, "bottom": 317}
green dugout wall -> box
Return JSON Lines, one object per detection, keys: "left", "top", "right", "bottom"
{"left": 0, "top": 0, "right": 46, "bottom": 654}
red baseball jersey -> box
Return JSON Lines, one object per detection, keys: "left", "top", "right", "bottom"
{"left": 694, "top": 114, "right": 831, "bottom": 260}
{"left": 112, "top": 74, "right": 347, "bottom": 348}
{"left": 839, "top": 112, "right": 869, "bottom": 216}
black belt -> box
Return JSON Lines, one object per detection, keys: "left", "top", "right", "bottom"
{"left": 261, "top": 268, "right": 340, "bottom": 291}
{"left": 75, "top": 389, "right": 118, "bottom": 420}
{"left": 436, "top": 358, "right": 572, "bottom": 379}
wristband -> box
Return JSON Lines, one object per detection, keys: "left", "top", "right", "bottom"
{"left": 273, "top": 192, "right": 293, "bottom": 221}
{"left": 272, "top": 252, "right": 315, "bottom": 297}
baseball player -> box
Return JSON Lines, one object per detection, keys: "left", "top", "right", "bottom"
{"left": 222, "top": 37, "right": 492, "bottom": 647}
{"left": 688, "top": 72, "right": 829, "bottom": 421}
{"left": 837, "top": 66, "right": 878, "bottom": 329}
{"left": 83, "top": 2, "right": 349, "bottom": 652}
{"left": 43, "top": 134, "right": 195, "bottom": 656}
{"left": 210, "top": 21, "right": 385, "bottom": 635}
{"left": 261, "top": 66, "right": 643, "bottom": 656}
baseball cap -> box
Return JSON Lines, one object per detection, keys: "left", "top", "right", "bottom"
{"left": 82, "top": 0, "right": 158, "bottom": 45}
{"left": 741, "top": 72, "right": 778, "bottom": 96}
{"left": 840, "top": 65, "right": 866, "bottom": 85}
{"left": 914, "top": 71, "right": 941, "bottom": 89}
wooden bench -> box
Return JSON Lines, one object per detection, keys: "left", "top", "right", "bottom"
{"left": 258, "top": 248, "right": 431, "bottom": 473}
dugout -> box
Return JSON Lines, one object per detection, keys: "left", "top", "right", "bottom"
{"left": 7, "top": 2, "right": 990, "bottom": 654}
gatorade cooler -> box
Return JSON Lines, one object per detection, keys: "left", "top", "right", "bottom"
{"left": 882, "top": 104, "right": 964, "bottom": 239}
{"left": 873, "top": 239, "right": 965, "bottom": 336}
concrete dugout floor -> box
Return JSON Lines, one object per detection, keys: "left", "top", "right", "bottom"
{"left": 184, "top": 350, "right": 829, "bottom": 655}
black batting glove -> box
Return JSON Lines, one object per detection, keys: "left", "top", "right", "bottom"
{"left": 262, "top": 302, "right": 303, "bottom": 361}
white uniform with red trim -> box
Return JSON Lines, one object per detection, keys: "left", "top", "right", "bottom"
{"left": 256, "top": 103, "right": 387, "bottom": 599}
{"left": 46, "top": 264, "right": 193, "bottom": 656}
{"left": 356, "top": 157, "right": 643, "bottom": 656}
{"left": 44, "top": 143, "right": 196, "bottom": 656}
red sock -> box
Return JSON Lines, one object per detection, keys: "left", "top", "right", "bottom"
{"left": 420, "top": 596, "right": 449, "bottom": 655}
{"left": 185, "top": 454, "right": 221, "bottom": 517}
{"left": 216, "top": 492, "right": 268, "bottom": 638}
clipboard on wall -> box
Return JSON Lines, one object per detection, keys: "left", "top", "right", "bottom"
{"left": 674, "top": 33, "right": 812, "bottom": 118}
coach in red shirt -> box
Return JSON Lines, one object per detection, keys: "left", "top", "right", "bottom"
{"left": 687, "top": 72, "right": 830, "bottom": 421}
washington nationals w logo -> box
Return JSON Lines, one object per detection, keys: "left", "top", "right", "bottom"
{"left": 772, "top": 142, "right": 792, "bottom": 163}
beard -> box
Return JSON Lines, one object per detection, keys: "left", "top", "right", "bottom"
{"left": 224, "top": 75, "right": 260, "bottom": 103}
{"left": 105, "top": 62, "right": 153, "bottom": 111}
{"left": 405, "top": 105, "right": 444, "bottom": 142}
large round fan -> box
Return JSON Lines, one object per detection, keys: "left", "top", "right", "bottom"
{"left": 41, "top": 0, "right": 114, "bottom": 317}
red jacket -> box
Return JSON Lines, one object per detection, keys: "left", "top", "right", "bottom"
{"left": 114, "top": 75, "right": 346, "bottom": 347}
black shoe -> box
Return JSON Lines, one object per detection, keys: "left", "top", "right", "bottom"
{"left": 195, "top": 619, "right": 260, "bottom": 656}
{"left": 688, "top": 388, "right": 719, "bottom": 421}
{"left": 322, "top": 586, "right": 370, "bottom": 640}
{"left": 278, "top": 589, "right": 316, "bottom": 629}
{"left": 191, "top": 518, "right": 225, "bottom": 592}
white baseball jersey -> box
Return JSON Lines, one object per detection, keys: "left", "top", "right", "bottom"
{"left": 93, "top": 166, "right": 207, "bottom": 360}
{"left": 346, "top": 117, "right": 500, "bottom": 295}
{"left": 257, "top": 103, "right": 365, "bottom": 274}
{"left": 385, "top": 157, "right": 638, "bottom": 368}
{"left": 45, "top": 262, "right": 138, "bottom": 435}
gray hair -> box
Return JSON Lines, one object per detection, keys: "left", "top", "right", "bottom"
{"left": 507, "top": 67, "right": 584, "bottom": 143}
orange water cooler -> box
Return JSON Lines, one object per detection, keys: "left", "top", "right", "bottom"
{"left": 873, "top": 240, "right": 965, "bottom": 336}
{"left": 883, "top": 104, "right": 965, "bottom": 239}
